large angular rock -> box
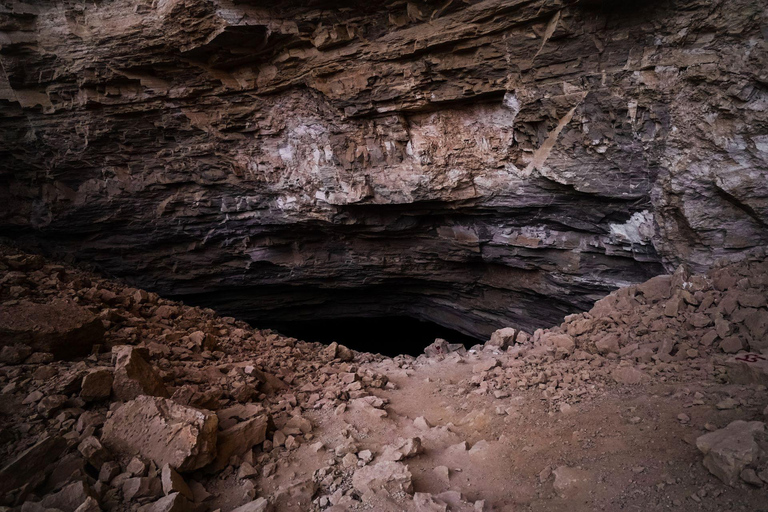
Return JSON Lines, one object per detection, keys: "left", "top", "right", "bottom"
{"left": 112, "top": 346, "right": 169, "bottom": 401}
{"left": 0, "top": 299, "right": 104, "bottom": 359}
{"left": 209, "top": 414, "right": 270, "bottom": 471}
{"left": 102, "top": 396, "right": 218, "bottom": 472}
{"left": 696, "top": 420, "right": 766, "bottom": 486}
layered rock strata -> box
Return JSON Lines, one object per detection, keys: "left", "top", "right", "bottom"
{"left": 1, "top": 0, "right": 767, "bottom": 337}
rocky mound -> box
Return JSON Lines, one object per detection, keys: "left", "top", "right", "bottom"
{"left": 1, "top": 244, "right": 767, "bottom": 511}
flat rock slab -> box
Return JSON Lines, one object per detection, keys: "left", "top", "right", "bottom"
{"left": 102, "top": 396, "right": 218, "bottom": 472}
{"left": 0, "top": 299, "right": 104, "bottom": 359}
{"left": 0, "top": 435, "right": 68, "bottom": 498}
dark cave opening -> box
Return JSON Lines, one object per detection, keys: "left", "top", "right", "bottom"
{"left": 260, "top": 315, "right": 481, "bottom": 357}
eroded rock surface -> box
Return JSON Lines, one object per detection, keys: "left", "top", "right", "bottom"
{"left": 2, "top": 0, "right": 767, "bottom": 339}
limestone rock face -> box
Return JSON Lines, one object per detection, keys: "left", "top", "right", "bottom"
{"left": 1, "top": 0, "right": 767, "bottom": 338}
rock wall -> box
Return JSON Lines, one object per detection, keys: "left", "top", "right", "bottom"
{"left": 1, "top": 0, "right": 767, "bottom": 338}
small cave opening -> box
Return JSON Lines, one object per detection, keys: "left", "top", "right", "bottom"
{"left": 258, "top": 315, "right": 482, "bottom": 357}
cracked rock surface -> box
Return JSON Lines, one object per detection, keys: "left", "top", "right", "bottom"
{"left": 2, "top": 0, "right": 767, "bottom": 338}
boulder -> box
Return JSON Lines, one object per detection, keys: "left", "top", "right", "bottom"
{"left": 102, "top": 396, "right": 218, "bottom": 472}
{"left": 0, "top": 299, "right": 104, "bottom": 359}
{"left": 112, "top": 346, "right": 169, "bottom": 401}
{"left": 696, "top": 420, "right": 766, "bottom": 486}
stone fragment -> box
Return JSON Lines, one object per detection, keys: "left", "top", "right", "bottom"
{"left": 695, "top": 420, "right": 766, "bottom": 486}
{"left": 210, "top": 414, "right": 269, "bottom": 471}
{"left": 352, "top": 461, "right": 413, "bottom": 496}
{"left": 230, "top": 498, "right": 270, "bottom": 512}
{"left": 112, "top": 346, "right": 169, "bottom": 401}
{"left": 161, "top": 464, "right": 193, "bottom": 500}
{"left": 612, "top": 366, "right": 651, "bottom": 385}
{"left": 0, "top": 299, "right": 105, "bottom": 359}
{"left": 80, "top": 369, "right": 113, "bottom": 401}
{"left": 127, "top": 457, "right": 148, "bottom": 476}
{"left": 0, "top": 344, "right": 32, "bottom": 364}
{"left": 414, "top": 416, "right": 432, "bottom": 430}
{"left": 123, "top": 477, "right": 163, "bottom": 501}
{"left": 595, "top": 334, "right": 620, "bottom": 355}
{"left": 472, "top": 359, "right": 498, "bottom": 373}
{"left": 99, "top": 461, "right": 121, "bottom": 483}
{"left": 74, "top": 497, "right": 101, "bottom": 512}
{"left": 552, "top": 466, "right": 592, "bottom": 497}
{"left": 41, "top": 480, "right": 97, "bottom": 512}
{"left": 487, "top": 328, "right": 517, "bottom": 349}
{"left": 636, "top": 275, "right": 672, "bottom": 303}
{"left": 78, "top": 436, "right": 111, "bottom": 469}
{"left": 238, "top": 462, "right": 259, "bottom": 479}
{"left": 102, "top": 396, "right": 218, "bottom": 472}
{"left": 322, "top": 342, "right": 353, "bottom": 362}
{"left": 37, "top": 394, "right": 69, "bottom": 418}
{"left": 541, "top": 332, "right": 575, "bottom": 357}
{"left": 138, "top": 493, "right": 193, "bottom": 512}
{"left": 720, "top": 336, "right": 744, "bottom": 354}
{"left": 424, "top": 338, "right": 465, "bottom": 357}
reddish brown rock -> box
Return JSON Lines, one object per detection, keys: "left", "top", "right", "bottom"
{"left": 80, "top": 369, "right": 114, "bottom": 401}
{"left": 112, "top": 346, "right": 169, "bottom": 401}
{"left": 0, "top": 299, "right": 104, "bottom": 359}
{"left": 209, "top": 414, "right": 270, "bottom": 471}
{"left": 102, "top": 396, "right": 218, "bottom": 472}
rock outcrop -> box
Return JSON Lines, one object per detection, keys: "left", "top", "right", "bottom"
{"left": 2, "top": 0, "right": 767, "bottom": 339}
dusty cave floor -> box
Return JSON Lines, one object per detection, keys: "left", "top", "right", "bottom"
{"left": 241, "top": 353, "right": 768, "bottom": 512}
{"left": 1, "top": 245, "right": 767, "bottom": 512}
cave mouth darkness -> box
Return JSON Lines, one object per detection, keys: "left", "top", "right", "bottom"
{"left": 255, "top": 316, "right": 481, "bottom": 357}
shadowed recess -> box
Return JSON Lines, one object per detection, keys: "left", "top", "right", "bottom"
{"left": 259, "top": 315, "right": 481, "bottom": 357}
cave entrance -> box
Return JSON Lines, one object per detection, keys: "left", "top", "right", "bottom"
{"left": 261, "top": 315, "right": 480, "bottom": 357}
